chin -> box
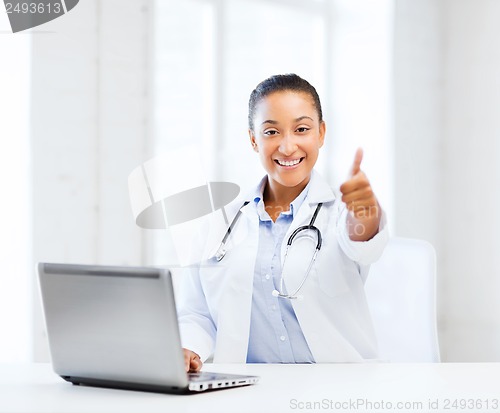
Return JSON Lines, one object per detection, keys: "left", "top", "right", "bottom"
{"left": 275, "top": 174, "right": 310, "bottom": 188}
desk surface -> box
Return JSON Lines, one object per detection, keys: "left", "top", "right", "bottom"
{"left": 1, "top": 363, "right": 499, "bottom": 413}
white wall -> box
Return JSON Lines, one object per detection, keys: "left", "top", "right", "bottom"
{"left": 394, "top": 0, "right": 500, "bottom": 361}
{"left": 0, "top": 13, "right": 31, "bottom": 362}
{"left": 440, "top": 0, "right": 500, "bottom": 361}
{"left": 393, "top": 0, "right": 442, "bottom": 249}
{"left": 30, "top": 0, "right": 152, "bottom": 361}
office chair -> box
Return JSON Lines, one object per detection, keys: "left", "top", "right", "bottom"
{"left": 364, "top": 237, "right": 441, "bottom": 362}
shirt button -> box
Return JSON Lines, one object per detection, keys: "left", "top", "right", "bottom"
{"left": 265, "top": 274, "right": 270, "bottom": 280}
{"left": 272, "top": 305, "right": 277, "bottom": 310}
{"left": 280, "top": 336, "right": 286, "bottom": 342}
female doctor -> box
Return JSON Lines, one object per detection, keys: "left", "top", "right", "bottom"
{"left": 178, "top": 74, "right": 388, "bottom": 372}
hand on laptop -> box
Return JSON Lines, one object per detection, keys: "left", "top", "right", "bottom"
{"left": 183, "top": 348, "right": 203, "bottom": 372}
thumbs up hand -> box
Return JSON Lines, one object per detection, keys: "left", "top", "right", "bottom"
{"left": 339, "top": 148, "right": 382, "bottom": 241}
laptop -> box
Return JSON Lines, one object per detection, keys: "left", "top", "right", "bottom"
{"left": 37, "top": 263, "right": 259, "bottom": 393}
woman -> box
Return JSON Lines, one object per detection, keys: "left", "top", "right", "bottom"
{"left": 178, "top": 74, "right": 388, "bottom": 372}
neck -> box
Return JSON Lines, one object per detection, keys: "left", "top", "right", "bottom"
{"left": 263, "top": 175, "right": 310, "bottom": 209}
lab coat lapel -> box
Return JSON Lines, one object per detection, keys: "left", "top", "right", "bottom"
{"left": 213, "top": 202, "right": 258, "bottom": 363}
{"left": 279, "top": 171, "right": 364, "bottom": 362}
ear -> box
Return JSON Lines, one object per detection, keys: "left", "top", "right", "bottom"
{"left": 318, "top": 121, "right": 326, "bottom": 148}
{"left": 248, "top": 129, "right": 259, "bottom": 153}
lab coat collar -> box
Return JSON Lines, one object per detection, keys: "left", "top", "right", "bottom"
{"left": 306, "top": 170, "right": 337, "bottom": 205}
{"left": 240, "top": 170, "right": 336, "bottom": 216}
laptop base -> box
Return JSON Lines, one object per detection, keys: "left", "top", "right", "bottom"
{"left": 61, "top": 371, "right": 258, "bottom": 394}
{"left": 62, "top": 375, "right": 194, "bottom": 394}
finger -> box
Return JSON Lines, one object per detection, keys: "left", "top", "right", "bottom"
{"left": 190, "top": 357, "right": 201, "bottom": 372}
{"left": 350, "top": 147, "right": 363, "bottom": 178}
{"left": 341, "top": 187, "right": 374, "bottom": 204}
{"left": 340, "top": 172, "right": 369, "bottom": 195}
{"left": 347, "top": 201, "right": 380, "bottom": 214}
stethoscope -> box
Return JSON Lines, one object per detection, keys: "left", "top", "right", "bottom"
{"left": 214, "top": 201, "right": 323, "bottom": 300}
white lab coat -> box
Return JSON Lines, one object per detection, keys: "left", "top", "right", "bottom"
{"left": 177, "top": 170, "right": 389, "bottom": 363}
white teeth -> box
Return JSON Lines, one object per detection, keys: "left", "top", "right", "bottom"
{"left": 277, "top": 159, "right": 301, "bottom": 166}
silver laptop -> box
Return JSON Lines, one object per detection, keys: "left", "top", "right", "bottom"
{"left": 37, "top": 263, "right": 259, "bottom": 393}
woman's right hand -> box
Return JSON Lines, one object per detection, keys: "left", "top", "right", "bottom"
{"left": 183, "top": 348, "right": 202, "bottom": 372}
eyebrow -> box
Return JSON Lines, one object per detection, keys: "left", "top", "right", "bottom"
{"left": 294, "top": 116, "right": 314, "bottom": 122}
{"left": 261, "top": 116, "right": 314, "bottom": 126}
{"left": 261, "top": 119, "right": 278, "bottom": 126}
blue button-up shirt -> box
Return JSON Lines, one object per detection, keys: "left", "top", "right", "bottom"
{"left": 246, "top": 182, "right": 315, "bottom": 363}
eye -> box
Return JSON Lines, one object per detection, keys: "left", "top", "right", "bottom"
{"left": 264, "top": 129, "right": 279, "bottom": 136}
{"left": 296, "top": 127, "right": 310, "bottom": 133}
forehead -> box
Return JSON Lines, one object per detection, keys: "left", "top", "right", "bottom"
{"left": 254, "top": 91, "right": 318, "bottom": 121}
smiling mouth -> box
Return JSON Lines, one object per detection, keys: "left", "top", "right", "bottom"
{"left": 275, "top": 157, "right": 304, "bottom": 167}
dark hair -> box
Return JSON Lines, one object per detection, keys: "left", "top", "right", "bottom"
{"left": 248, "top": 73, "right": 323, "bottom": 132}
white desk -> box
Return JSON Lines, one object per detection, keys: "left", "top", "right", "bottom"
{"left": 1, "top": 363, "right": 499, "bottom": 413}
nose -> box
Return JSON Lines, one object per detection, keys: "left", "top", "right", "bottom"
{"left": 279, "top": 133, "right": 298, "bottom": 156}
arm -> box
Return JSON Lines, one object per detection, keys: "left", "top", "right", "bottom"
{"left": 336, "top": 148, "right": 389, "bottom": 266}
{"left": 177, "top": 266, "right": 216, "bottom": 370}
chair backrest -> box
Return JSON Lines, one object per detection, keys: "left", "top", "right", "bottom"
{"left": 364, "top": 237, "right": 440, "bottom": 362}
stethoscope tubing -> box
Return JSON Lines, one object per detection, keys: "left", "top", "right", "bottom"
{"left": 214, "top": 201, "right": 323, "bottom": 300}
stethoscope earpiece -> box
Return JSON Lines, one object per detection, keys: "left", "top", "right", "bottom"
{"left": 214, "top": 243, "right": 226, "bottom": 262}
{"left": 272, "top": 290, "right": 304, "bottom": 300}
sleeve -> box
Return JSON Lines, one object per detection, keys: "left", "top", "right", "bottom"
{"left": 177, "top": 266, "right": 216, "bottom": 362}
{"left": 336, "top": 202, "right": 389, "bottom": 267}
